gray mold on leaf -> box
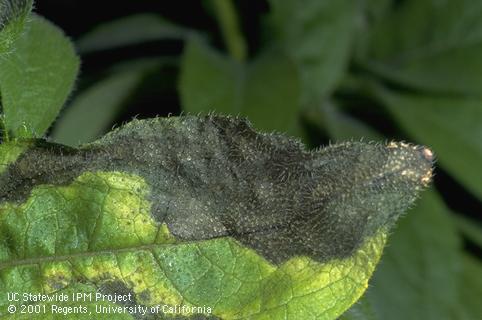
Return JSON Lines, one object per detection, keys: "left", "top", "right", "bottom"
{"left": 0, "top": 115, "right": 434, "bottom": 264}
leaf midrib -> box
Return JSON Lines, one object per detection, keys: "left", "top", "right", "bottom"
{"left": 0, "top": 241, "right": 182, "bottom": 270}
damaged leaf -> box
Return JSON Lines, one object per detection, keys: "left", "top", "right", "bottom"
{"left": 0, "top": 115, "right": 433, "bottom": 319}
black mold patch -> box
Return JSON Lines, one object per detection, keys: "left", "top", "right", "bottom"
{"left": 0, "top": 116, "right": 434, "bottom": 264}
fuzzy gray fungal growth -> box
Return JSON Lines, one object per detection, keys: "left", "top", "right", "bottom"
{"left": 0, "top": 115, "right": 434, "bottom": 264}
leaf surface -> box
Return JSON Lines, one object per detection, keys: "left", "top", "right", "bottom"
{"left": 0, "top": 116, "right": 434, "bottom": 319}
{"left": 0, "top": 15, "right": 79, "bottom": 138}
{"left": 0, "top": 0, "right": 32, "bottom": 54}
{"left": 0, "top": 170, "right": 386, "bottom": 319}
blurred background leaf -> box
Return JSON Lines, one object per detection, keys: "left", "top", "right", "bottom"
{"left": 268, "top": 0, "right": 356, "bottom": 104}
{"left": 457, "top": 254, "right": 482, "bottom": 319}
{"left": 51, "top": 66, "right": 145, "bottom": 146}
{"left": 358, "top": 0, "right": 482, "bottom": 95}
{"left": 77, "top": 13, "right": 188, "bottom": 54}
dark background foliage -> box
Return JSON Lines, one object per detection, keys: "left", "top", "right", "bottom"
{"left": 31, "top": 1, "right": 482, "bottom": 319}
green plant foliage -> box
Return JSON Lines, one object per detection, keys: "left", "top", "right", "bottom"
{"left": 359, "top": 0, "right": 482, "bottom": 95}
{"left": 0, "top": 15, "right": 79, "bottom": 139}
{"left": 51, "top": 71, "right": 145, "bottom": 146}
{"left": 179, "top": 39, "right": 301, "bottom": 134}
{"left": 0, "top": 112, "right": 436, "bottom": 318}
{"left": 77, "top": 13, "right": 188, "bottom": 53}
{"left": 268, "top": 0, "right": 356, "bottom": 103}
{"left": 456, "top": 254, "right": 482, "bottom": 319}
{"left": 365, "top": 190, "right": 462, "bottom": 319}
{"left": 0, "top": 0, "right": 32, "bottom": 54}
{"left": 0, "top": 138, "right": 28, "bottom": 173}
{"left": 0, "top": 168, "right": 386, "bottom": 319}
{"left": 0, "top": 1, "right": 480, "bottom": 319}
{"left": 302, "top": 92, "right": 474, "bottom": 320}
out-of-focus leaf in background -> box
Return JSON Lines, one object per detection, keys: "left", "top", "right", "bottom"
{"left": 51, "top": 58, "right": 166, "bottom": 146}
{"left": 179, "top": 38, "right": 301, "bottom": 134}
{"left": 77, "top": 13, "right": 188, "bottom": 54}
{"left": 0, "top": 15, "right": 79, "bottom": 138}
{"left": 268, "top": 0, "right": 356, "bottom": 104}
{"left": 51, "top": 71, "right": 143, "bottom": 146}
{"left": 457, "top": 254, "right": 482, "bottom": 319}
{"left": 359, "top": 0, "right": 482, "bottom": 95}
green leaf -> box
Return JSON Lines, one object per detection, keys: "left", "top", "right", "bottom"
{"left": 77, "top": 13, "right": 188, "bottom": 53}
{"left": 453, "top": 215, "right": 482, "bottom": 248}
{"left": 0, "top": 116, "right": 434, "bottom": 319}
{"left": 365, "top": 190, "right": 462, "bottom": 320}
{"left": 374, "top": 86, "right": 482, "bottom": 200}
{"left": 179, "top": 39, "right": 301, "bottom": 134}
{"left": 268, "top": 0, "right": 356, "bottom": 103}
{"left": 50, "top": 68, "right": 147, "bottom": 146}
{"left": 0, "top": 15, "right": 79, "bottom": 139}
{"left": 361, "top": 0, "right": 482, "bottom": 95}
{"left": 455, "top": 254, "right": 482, "bottom": 319}
{"left": 0, "top": 138, "right": 29, "bottom": 174}
{"left": 0, "top": 0, "right": 32, "bottom": 54}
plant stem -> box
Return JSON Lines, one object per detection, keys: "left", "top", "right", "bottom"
{"left": 211, "top": 0, "right": 247, "bottom": 62}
